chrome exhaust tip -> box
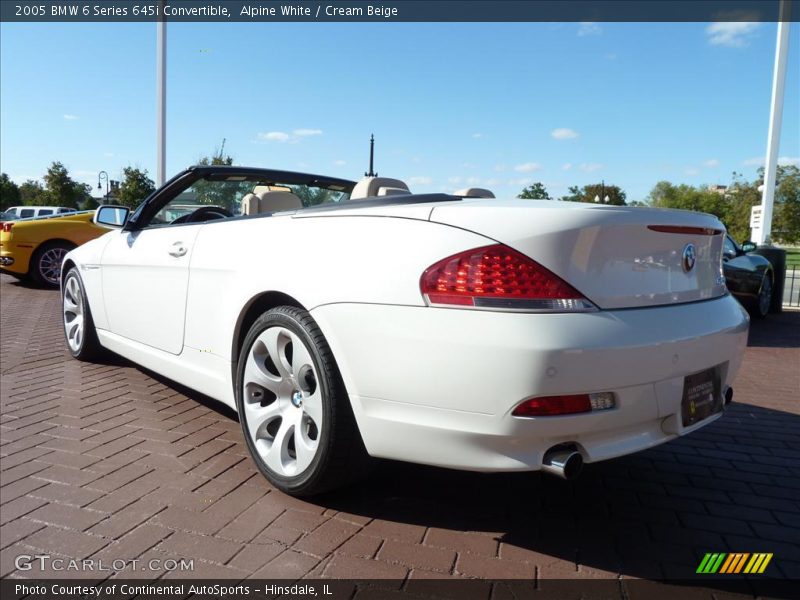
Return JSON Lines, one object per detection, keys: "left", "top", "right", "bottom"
{"left": 541, "top": 447, "right": 584, "bottom": 480}
{"left": 724, "top": 386, "right": 734, "bottom": 405}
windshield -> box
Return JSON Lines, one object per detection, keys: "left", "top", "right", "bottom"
{"left": 149, "top": 176, "right": 352, "bottom": 226}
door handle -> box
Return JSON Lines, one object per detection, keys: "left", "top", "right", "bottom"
{"left": 169, "top": 242, "right": 188, "bottom": 258}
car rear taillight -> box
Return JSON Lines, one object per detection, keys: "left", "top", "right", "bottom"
{"left": 420, "top": 244, "right": 595, "bottom": 311}
{"left": 512, "top": 392, "right": 616, "bottom": 417}
{"left": 1, "top": 222, "right": 13, "bottom": 233}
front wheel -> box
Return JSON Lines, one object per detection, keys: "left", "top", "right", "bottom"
{"left": 236, "top": 306, "right": 372, "bottom": 496}
{"left": 62, "top": 268, "right": 105, "bottom": 361}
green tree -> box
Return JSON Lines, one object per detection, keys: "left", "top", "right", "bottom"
{"left": 42, "top": 162, "right": 90, "bottom": 208}
{"left": 19, "top": 180, "right": 47, "bottom": 205}
{"left": 293, "top": 186, "right": 336, "bottom": 206}
{"left": 723, "top": 173, "right": 760, "bottom": 242}
{"left": 645, "top": 168, "right": 800, "bottom": 243}
{"left": 517, "top": 182, "right": 551, "bottom": 200}
{"left": 560, "top": 185, "right": 583, "bottom": 203}
{"left": 0, "top": 173, "right": 21, "bottom": 208}
{"left": 648, "top": 181, "right": 727, "bottom": 221}
{"left": 561, "top": 183, "right": 627, "bottom": 205}
{"left": 772, "top": 165, "right": 800, "bottom": 244}
{"left": 116, "top": 167, "right": 156, "bottom": 210}
{"left": 192, "top": 145, "right": 250, "bottom": 211}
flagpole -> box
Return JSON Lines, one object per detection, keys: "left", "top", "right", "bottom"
{"left": 156, "top": 2, "right": 166, "bottom": 187}
{"left": 757, "top": 3, "right": 791, "bottom": 245}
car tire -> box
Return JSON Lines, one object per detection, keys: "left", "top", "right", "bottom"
{"left": 31, "top": 241, "right": 74, "bottom": 288}
{"left": 236, "top": 306, "right": 372, "bottom": 496}
{"left": 62, "top": 267, "right": 105, "bottom": 361}
{"left": 751, "top": 272, "right": 773, "bottom": 319}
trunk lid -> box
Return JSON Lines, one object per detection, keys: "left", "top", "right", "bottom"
{"left": 429, "top": 200, "right": 727, "bottom": 310}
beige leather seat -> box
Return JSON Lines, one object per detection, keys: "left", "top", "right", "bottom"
{"left": 454, "top": 187, "right": 495, "bottom": 198}
{"left": 350, "top": 177, "right": 410, "bottom": 200}
{"left": 257, "top": 190, "right": 303, "bottom": 212}
{"left": 242, "top": 189, "right": 303, "bottom": 215}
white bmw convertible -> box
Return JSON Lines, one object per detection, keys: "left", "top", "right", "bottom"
{"left": 62, "top": 166, "right": 749, "bottom": 495}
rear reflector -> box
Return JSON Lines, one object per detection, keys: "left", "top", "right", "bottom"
{"left": 647, "top": 225, "right": 722, "bottom": 236}
{"left": 513, "top": 392, "right": 616, "bottom": 417}
{"left": 1, "top": 222, "right": 13, "bottom": 233}
{"left": 421, "top": 244, "right": 595, "bottom": 311}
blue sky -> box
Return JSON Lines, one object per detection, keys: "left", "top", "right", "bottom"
{"left": 1, "top": 21, "right": 798, "bottom": 201}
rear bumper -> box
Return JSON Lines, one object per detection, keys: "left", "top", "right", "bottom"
{"left": 0, "top": 244, "right": 33, "bottom": 275}
{"left": 311, "top": 295, "right": 749, "bottom": 471}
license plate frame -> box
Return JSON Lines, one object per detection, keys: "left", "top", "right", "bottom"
{"left": 681, "top": 366, "right": 723, "bottom": 428}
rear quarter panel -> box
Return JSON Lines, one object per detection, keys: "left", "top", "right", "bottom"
{"left": 182, "top": 213, "right": 494, "bottom": 362}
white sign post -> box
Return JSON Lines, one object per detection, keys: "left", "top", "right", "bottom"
{"left": 750, "top": 205, "right": 763, "bottom": 242}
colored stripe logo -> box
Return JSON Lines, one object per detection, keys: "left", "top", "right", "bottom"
{"left": 697, "top": 553, "right": 773, "bottom": 574}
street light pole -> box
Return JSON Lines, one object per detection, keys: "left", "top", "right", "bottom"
{"left": 156, "top": 1, "right": 166, "bottom": 187}
{"left": 97, "top": 171, "right": 109, "bottom": 204}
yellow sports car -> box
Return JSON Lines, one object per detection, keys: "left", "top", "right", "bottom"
{"left": 0, "top": 210, "right": 117, "bottom": 287}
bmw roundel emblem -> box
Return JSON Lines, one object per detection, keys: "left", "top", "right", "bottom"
{"left": 682, "top": 243, "right": 697, "bottom": 272}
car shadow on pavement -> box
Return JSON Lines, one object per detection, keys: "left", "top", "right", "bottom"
{"left": 747, "top": 311, "right": 800, "bottom": 348}
{"left": 317, "top": 401, "right": 799, "bottom": 592}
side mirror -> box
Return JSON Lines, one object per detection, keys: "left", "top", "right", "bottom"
{"left": 740, "top": 241, "right": 757, "bottom": 253}
{"left": 94, "top": 205, "right": 130, "bottom": 228}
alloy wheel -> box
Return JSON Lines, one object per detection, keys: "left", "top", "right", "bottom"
{"left": 39, "top": 247, "right": 68, "bottom": 285}
{"left": 63, "top": 275, "right": 84, "bottom": 352}
{"left": 758, "top": 275, "right": 772, "bottom": 316}
{"left": 242, "top": 326, "right": 323, "bottom": 477}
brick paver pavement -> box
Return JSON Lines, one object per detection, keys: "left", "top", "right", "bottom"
{"left": 1, "top": 274, "right": 798, "bottom": 587}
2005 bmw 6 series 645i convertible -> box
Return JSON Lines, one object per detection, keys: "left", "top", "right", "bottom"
{"left": 61, "top": 165, "right": 749, "bottom": 495}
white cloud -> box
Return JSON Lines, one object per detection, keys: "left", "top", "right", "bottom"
{"left": 448, "top": 176, "right": 462, "bottom": 184}
{"left": 257, "top": 129, "right": 322, "bottom": 143}
{"left": 578, "top": 163, "right": 603, "bottom": 172}
{"left": 604, "top": 52, "right": 618, "bottom": 60}
{"left": 462, "top": 162, "right": 477, "bottom": 170}
{"left": 551, "top": 128, "right": 579, "bottom": 140}
{"left": 684, "top": 167, "right": 701, "bottom": 176}
{"left": 703, "top": 159, "right": 721, "bottom": 168}
{"left": 562, "top": 163, "right": 573, "bottom": 171}
{"left": 484, "top": 178, "right": 501, "bottom": 186}
{"left": 103, "top": 152, "right": 114, "bottom": 158}
{"left": 466, "top": 176, "right": 482, "bottom": 185}
{"left": 493, "top": 164, "right": 508, "bottom": 172}
{"left": 409, "top": 176, "right": 433, "bottom": 185}
{"left": 63, "top": 114, "right": 78, "bottom": 120}
{"left": 743, "top": 156, "right": 800, "bottom": 167}
{"left": 706, "top": 22, "right": 760, "bottom": 47}
{"left": 471, "top": 133, "right": 484, "bottom": 139}
{"left": 514, "top": 162, "right": 542, "bottom": 173}
{"left": 508, "top": 178, "right": 533, "bottom": 186}
{"left": 258, "top": 131, "right": 290, "bottom": 142}
{"left": 333, "top": 159, "right": 347, "bottom": 166}
{"left": 578, "top": 22, "right": 602, "bottom": 37}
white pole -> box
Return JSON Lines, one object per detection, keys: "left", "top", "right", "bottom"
{"left": 758, "top": 7, "right": 791, "bottom": 245}
{"left": 156, "top": 7, "right": 166, "bottom": 187}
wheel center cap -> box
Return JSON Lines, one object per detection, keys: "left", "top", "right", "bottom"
{"left": 291, "top": 391, "right": 303, "bottom": 408}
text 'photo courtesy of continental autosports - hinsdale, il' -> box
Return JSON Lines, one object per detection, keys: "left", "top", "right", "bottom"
{"left": 56, "top": 165, "right": 749, "bottom": 496}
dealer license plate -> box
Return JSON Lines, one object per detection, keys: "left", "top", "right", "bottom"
{"left": 681, "top": 367, "right": 723, "bottom": 427}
